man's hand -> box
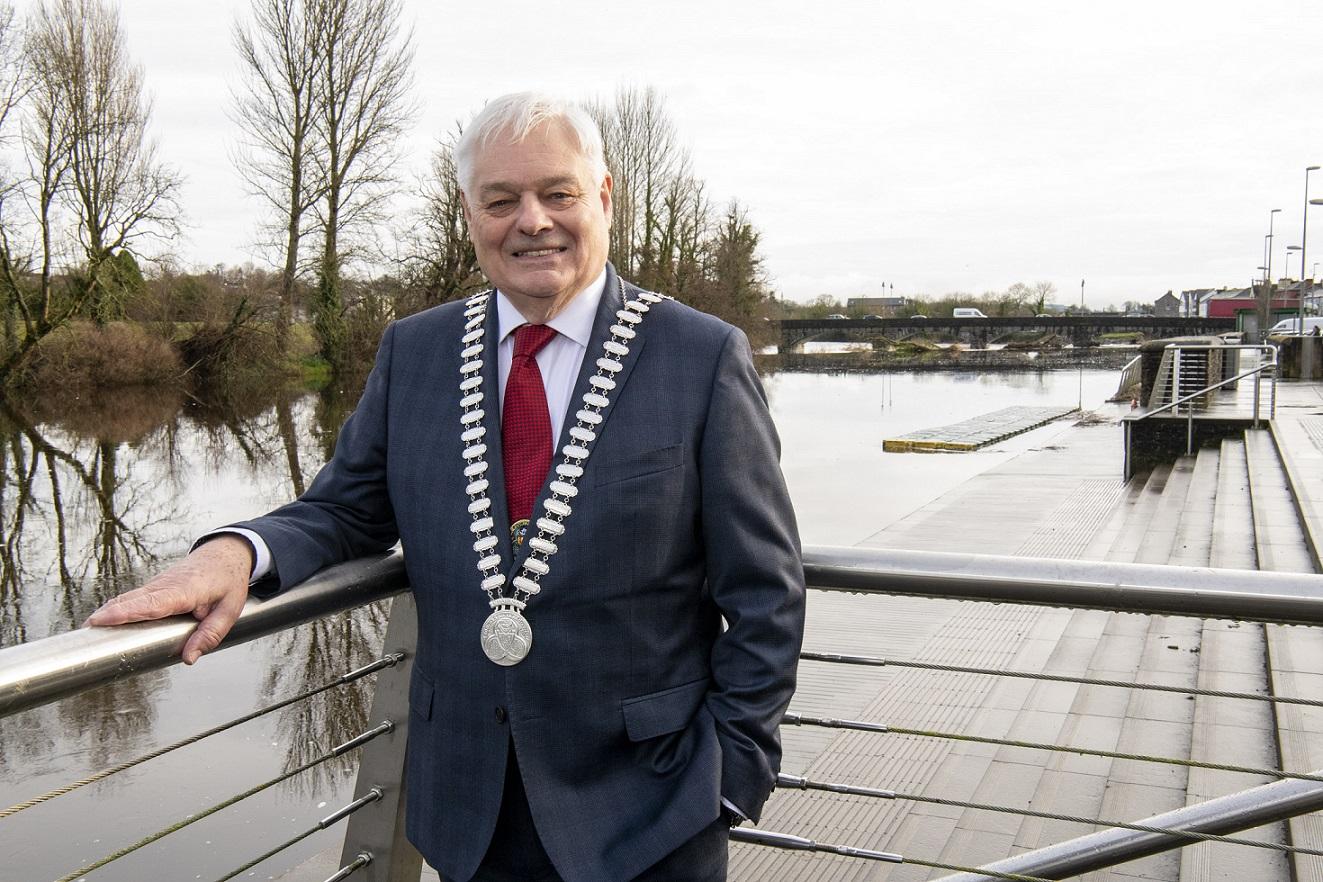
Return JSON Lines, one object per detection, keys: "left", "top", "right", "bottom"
{"left": 84, "top": 535, "right": 254, "bottom": 665}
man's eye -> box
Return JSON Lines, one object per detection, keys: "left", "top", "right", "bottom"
{"left": 485, "top": 199, "right": 514, "bottom": 211}
{"left": 547, "top": 192, "right": 576, "bottom": 203}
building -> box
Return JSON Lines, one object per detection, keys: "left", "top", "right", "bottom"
{"left": 1153, "top": 291, "right": 1180, "bottom": 316}
{"left": 846, "top": 296, "right": 910, "bottom": 315}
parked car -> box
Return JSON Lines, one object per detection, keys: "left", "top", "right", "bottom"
{"left": 1269, "top": 316, "right": 1323, "bottom": 335}
{"left": 863, "top": 314, "right": 884, "bottom": 320}
{"left": 910, "top": 314, "right": 928, "bottom": 319}
{"left": 826, "top": 313, "right": 847, "bottom": 320}
{"left": 953, "top": 307, "right": 987, "bottom": 318}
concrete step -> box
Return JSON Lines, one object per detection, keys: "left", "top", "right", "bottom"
{"left": 1133, "top": 457, "right": 1197, "bottom": 564}
{"left": 1263, "top": 623, "right": 1323, "bottom": 882}
{"left": 1166, "top": 447, "right": 1220, "bottom": 567}
{"left": 1178, "top": 619, "right": 1290, "bottom": 882}
{"left": 1270, "top": 415, "right": 1323, "bottom": 571}
{"left": 1245, "top": 429, "right": 1315, "bottom": 574}
{"left": 1209, "top": 438, "right": 1256, "bottom": 571}
{"left": 1087, "top": 613, "right": 1202, "bottom": 881}
{"left": 1243, "top": 430, "right": 1323, "bottom": 880}
{"left": 1080, "top": 470, "right": 1152, "bottom": 562}
{"left": 1105, "top": 463, "right": 1175, "bottom": 564}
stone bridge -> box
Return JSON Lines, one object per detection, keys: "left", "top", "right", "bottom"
{"left": 777, "top": 316, "right": 1236, "bottom": 351}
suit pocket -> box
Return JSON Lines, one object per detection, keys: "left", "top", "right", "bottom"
{"left": 409, "top": 669, "right": 434, "bottom": 721}
{"left": 594, "top": 442, "right": 683, "bottom": 487}
{"left": 621, "top": 677, "right": 709, "bottom": 741}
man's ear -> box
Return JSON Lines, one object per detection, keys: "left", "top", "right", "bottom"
{"left": 600, "top": 172, "right": 613, "bottom": 223}
{"left": 460, "top": 191, "right": 473, "bottom": 226}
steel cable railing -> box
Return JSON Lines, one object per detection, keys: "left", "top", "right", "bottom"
{"left": 774, "top": 773, "right": 1323, "bottom": 858}
{"left": 800, "top": 649, "right": 1323, "bottom": 708}
{"left": 0, "top": 652, "right": 403, "bottom": 820}
{"left": 212, "top": 788, "right": 383, "bottom": 882}
{"left": 51, "top": 721, "right": 394, "bottom": 882}
{"left": 322, "top": 852, "right": 372, "bottom": 882}
{"left": 730, "top": 828, "right": 1053, "bottom": 881}
{"left": 781, "top": 711, "right": 1323, "bottom": 784}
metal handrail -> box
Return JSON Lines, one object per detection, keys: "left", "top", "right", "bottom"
{"left": 1110, "top": 354, "right": 1142, "bottom": 401}
{"left": 7, "top": 546, "right": 1323, "bottom": 718}
{"left": 933, "top": 771, "right": 1323, "bottom": 882}
{"left": 1125, "top": 344, "right": 1278, "bottom": 460}
{"left": 0, "top": 549, "right": 408, "bottom": 717}
{"left": 1138, "top": 344, "right": 1277, "bottom": 422}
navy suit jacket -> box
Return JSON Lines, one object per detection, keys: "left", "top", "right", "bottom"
{"left": 239, "top": 266, "right": 805, "bottom": 882}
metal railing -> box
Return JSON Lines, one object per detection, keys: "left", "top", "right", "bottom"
{"left": 1123, "top": 344, "right": 1278, "bottom": 475}
{"left": 4, "top": 547, "right": 1323, "bottom": 881}
{"left": 1110, "top": 354, "right": 1142, "bottom": 401}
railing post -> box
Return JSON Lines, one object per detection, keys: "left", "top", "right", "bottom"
{"left": 1170, "top": 346, "right": 1182, "bottom": 413}
{"left": 339, "top": 593, "right": 424, "bottom": 882}
{"left": 1253, "top": 364, "right": 1262, "bottom": 428}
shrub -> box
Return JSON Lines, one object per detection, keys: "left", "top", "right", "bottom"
{"left": 15, "top": 321, "right": 183, "bottom": 393}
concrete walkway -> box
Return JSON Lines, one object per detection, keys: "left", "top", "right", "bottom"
{"left": 733, "top": 389, "right": 1323, "bottom": 882}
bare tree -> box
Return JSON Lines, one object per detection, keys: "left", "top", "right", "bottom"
{"left": 31, "top": 0, "right": 182, "bottom": 324}
{"left": 0, "top": 1, "right": 29, "bottom": 355}
{"left": 231, "top": 0, "right": 325, "bottom": 351}
{"left": 309, "top": 0, "right": 413, "bottom": 375}
{"left": 396, "top": 124, "right": 482, "bottom": 314}
{"left": 588, "top": 86, "right": 687, "bottom": 288}
{"left": 1030, "top": 280, "right": 1056, "bottom": 315}
{"left": 1, "top": 0, "right": 182, "bottom": 381}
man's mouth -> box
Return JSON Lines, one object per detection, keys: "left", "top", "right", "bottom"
{"left": 513, "top": 247, "right": 566, "bottom": 258}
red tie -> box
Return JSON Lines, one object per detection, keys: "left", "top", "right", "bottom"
{"left": 503, "top": 324, "right": 558, "bottom": 524}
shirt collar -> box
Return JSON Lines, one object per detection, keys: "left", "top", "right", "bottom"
{"left": 495, "top": 267, "right": 607, "bottom": 348}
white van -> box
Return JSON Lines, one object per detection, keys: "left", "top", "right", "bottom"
{"left": 1269, "top": 316, "right": 1323, "bottom": 335}
{"left": 953, "top": 307, "right": 987, "bottom": 318}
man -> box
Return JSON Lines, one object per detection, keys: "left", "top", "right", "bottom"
{"left": 88, "top": 92, "right": 805, "bottom": 882}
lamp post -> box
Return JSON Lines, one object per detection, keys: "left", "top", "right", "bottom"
{"left": 1267, "top": 209, "right": 1282, "bottom": 282}
{"left": 1263, "top": 209, "right": 1282, "bottom": 337}
{"left": 1300, "top": 167, "right": 1321, "bottom": 332}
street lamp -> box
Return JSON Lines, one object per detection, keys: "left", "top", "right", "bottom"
{"left": 1300, "top": 167, "right": 1321, "bottom": 331}
{"left": 1287, "top": 244, "right": 1302, "bottom": 282}
{"left": 1263, "top": 209, "right": 1282, "bottom": 337}
{"left": 1267, "top": 208, "right": 1282, "bottom": 282}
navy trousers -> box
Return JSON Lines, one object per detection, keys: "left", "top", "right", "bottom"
{"left": 454, "top": 742, "right": 729, "bottom": 882}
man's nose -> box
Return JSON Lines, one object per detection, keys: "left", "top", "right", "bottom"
{"left": 515, "top": 194, "right": 552, "bottom": 236}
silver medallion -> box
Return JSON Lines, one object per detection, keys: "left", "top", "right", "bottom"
{"left": 481, "top": 608, "right": 533, "bottom": 666}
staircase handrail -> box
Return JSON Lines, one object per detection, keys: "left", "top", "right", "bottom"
{"left": 1132, "top": 344, "right": 1277, "bottom": 423}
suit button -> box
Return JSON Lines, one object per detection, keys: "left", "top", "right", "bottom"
{"left": 495, "top": 706, "right": 507, "bottom": 724}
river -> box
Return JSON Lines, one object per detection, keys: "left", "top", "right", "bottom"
{"left": 0, "top": 362, "right": 1121, "bottom": 881}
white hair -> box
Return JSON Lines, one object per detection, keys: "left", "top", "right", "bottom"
{"left": 454, "top": 92, "right": 608, "bottom": 196}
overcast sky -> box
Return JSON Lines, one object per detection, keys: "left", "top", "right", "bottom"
{"left": 15, "top": 0, "right": 1323, "bottom": 307}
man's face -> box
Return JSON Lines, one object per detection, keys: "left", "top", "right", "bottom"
{"left": 462, "top": 122, "right": 612, "bottom": 320}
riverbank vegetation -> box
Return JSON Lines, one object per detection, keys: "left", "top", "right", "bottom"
{"left": 0, "top": 0, "right": 778, "bottom": 400}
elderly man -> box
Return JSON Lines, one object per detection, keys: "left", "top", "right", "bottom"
{"left": 89, "top": 92, "right": 805, "bottom": 882}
